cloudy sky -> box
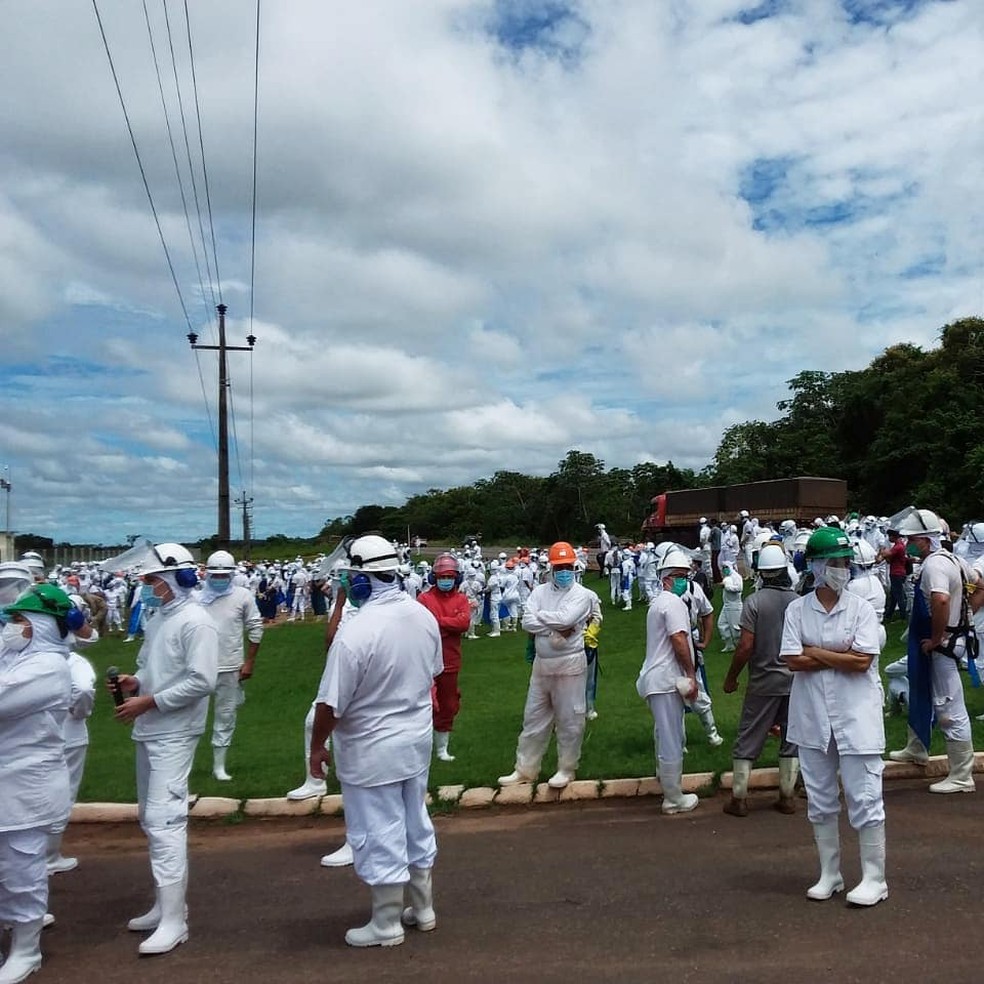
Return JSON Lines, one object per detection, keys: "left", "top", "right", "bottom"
{"left": 1, "top": 0, "right": 981, "bottom": 544}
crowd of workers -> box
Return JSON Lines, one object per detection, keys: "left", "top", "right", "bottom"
{"left": 2, "top": 505, "right": 984, "bottom": 978}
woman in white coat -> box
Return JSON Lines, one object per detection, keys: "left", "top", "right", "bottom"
{"left": 717, "top": 561, "right": 744, "bottom": 651}
{"left": 780, "top": 527, "right": 887, "bottom": 907}
{"left": 0, "top": 584, "right": 75, "bottom": 984}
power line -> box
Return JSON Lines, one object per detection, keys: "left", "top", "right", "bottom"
{"left": 90, "top": 0, "right": 194, "bottom": 333}
{"left": 141, "top": 0, "right": 212, "bottom": 330}
{"left": 183, "top": 0, "right": 223, "bottom": 306}
{"left": 161, "top": 0, "right": 218, "bottom": 328}
{"left": 248, "top": 0, "right": 261, "bottom": 499}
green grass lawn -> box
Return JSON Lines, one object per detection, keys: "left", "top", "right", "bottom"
{"left": 78, "top": 580, "right": 984, "bottom": 802}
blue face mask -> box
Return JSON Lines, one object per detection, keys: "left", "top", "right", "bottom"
{"left": 436, "top": 578, "right": 455, "bottom": 592}
{"left": 141, "top": 583, "right": 163, "bottom": 609}
{"left": 553, "top": 570, "right": 575, "bottom": 588}
{"left": 207, "top": 575, "right": 232, "bottom": 594}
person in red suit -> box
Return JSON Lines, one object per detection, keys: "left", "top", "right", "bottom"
{"left": 417, "top": 554, "right": 471, "bottom": 762}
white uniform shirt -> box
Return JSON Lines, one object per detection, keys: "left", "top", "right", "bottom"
{"left": 317, "top": 590, "right": 443, "bottom": 787}
{"left": 196, "top": 585, "right": 263, "bottom": 672}
{"left": 133, "top": 595, "right": 219, "bottom": 741}
{"left": 637, "top": 591, "right": 693, "bottom": 697}
{"left": 781, "top": 590, "right": 883, "bottom": 754}
{"left": 0, "top": 644, "right": 71, "bottom": 831}
{"left": 521, "top": 580, "right": 596, "bottom": 675}
{"left": 920, "top": 550, "right": 973, "bottom": 642}
{"left": 64, "top": 651, "right": 96, "bottom": 748}
{"left": 846, "top": 572, "right": 886, "bottom": 621}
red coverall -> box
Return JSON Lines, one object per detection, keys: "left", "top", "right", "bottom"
{"left": 417, "top": 587, "right": 471, "bottom": 732}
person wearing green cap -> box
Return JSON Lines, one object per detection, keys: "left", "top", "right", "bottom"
{"left": 780, "top": 527, "right": 886, "bottom": 908}
{"left": 0, "top": 584, "right": 76, "bottom": 983}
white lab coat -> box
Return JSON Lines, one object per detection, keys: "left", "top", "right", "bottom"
{"left": 317, "top": 588, "right": 443, "bottom": 787}
{"left": 781, "top": 590, "right": 884, "bottom": 754}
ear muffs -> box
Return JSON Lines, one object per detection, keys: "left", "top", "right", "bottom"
{"left": 175, "top": 567, "right": 199, "bottom": 588}
{"left": 428, "top": 570, "right": 463, "bottom": 587}
{"left": 347, "top": 572, "right": 372, "bottom": 604}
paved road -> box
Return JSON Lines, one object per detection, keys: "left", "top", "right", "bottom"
{"left": 45, "top": 780, "right": 983, "bottom": 983}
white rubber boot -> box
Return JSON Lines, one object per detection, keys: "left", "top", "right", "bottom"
{"left": 344, "top": 885, "right": 405, "bottom": 948}
{"left": 320, "top": 843, "right": 354, "bottom": 867}
{"left": 807, "top": 819, "right": 844, "bottom": 900}
{"left": 888, "top": 727, "right": 929, "bottom": 765}
{"left": 846, "top": 823, "right": 889, "bottom": 906}
{"left": 775, "top": 756, "right": 799, "bottom": 814}
{"left": 547, "top": 769, "right": 575, "bottom": 789}
{"left": 929, "top": 739, "right": 976, "bottom": 794}
{"left": 0, "top": 918, "right": 43, "bottom": 984}
{"left": 212, "top": 746, "right": 232, "bottom": 782}
{"left": 128, "top": 891, "right": 161, "bottom": 932}
{"left": 434, "top": 732, "right": 455, "bottom": 762}
{"left": 401, "top": 867, "right": 436, "bottom": 932}
{"left": 723, "top": 759, "right": 752, "bottom": 817}
{"left": 286, "top": 776, "right": 327, "bottom": 801}
{"left": 697, "top": 708, "right": 724, "bottom": 747}
{"left": 498, "top": 768, "right": 536, "bottom": 785}
{"left": 660, "top": 762, "right": 699, "bottom": 814}
{"left": 46, "top": 832, "right": 78, "bottom": 874}
{"left": 138, "top": 882, "right": 188, "bottom": 955}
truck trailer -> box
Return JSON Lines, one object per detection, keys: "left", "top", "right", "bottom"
{"left": 642, "top": 477, "right": 848, "bottom": 548}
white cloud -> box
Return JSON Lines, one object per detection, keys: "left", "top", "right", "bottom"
{"left": 0, "top": 0, "right": 980, "bottom": 541}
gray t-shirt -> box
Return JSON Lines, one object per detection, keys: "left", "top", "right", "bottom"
{"left": 739, "top": 585, "right": 797, "bottom": 696}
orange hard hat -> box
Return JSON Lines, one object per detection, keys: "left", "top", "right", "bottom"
{"left": 548, "top": 541, "right": 577, "bottom": 566}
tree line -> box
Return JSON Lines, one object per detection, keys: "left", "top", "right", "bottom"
{"left": 318, "top": 317, "right": 983, "bottom": 545}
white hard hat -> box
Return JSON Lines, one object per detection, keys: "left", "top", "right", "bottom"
{"left": 343, "top": 535, "right": 401, "bottom": 572}
{"left": 596, "top": 523, "right": 606, "bottom": 529}
{"left": 969, "top": 522, "right": 984, "bottom": 544}
{"left": 896, "top": 509, "right": 942, "bottom": 537}
{"left": 740, "top": 510, "right": 749, "bottom": 518}
{"left": 206, "top": 549, "right": 237, "bottom": 572}
{"left": 756, "top": 544, "right": 787, "bottom": 571}
{"left": 852, "top": 540, "right": 877, "bottom": 567}
{"left": 138, "top": 543, "right": 196, "bottom": 575}
{"left": 659, "top": 548, "right": 692, "bottom": 573}
{"left": 699, "top": 517, "right": 708, "bottom": 525}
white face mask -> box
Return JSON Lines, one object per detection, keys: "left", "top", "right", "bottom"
{"left": 824, "top": 566, "right": 851, "bottom": 594}
{"left": 1, "top": 621, "right": 31, "bottom": 652}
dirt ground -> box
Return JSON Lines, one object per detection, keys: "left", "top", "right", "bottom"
{"left": 40, "top": 780, "right": 983, "bottom": 984}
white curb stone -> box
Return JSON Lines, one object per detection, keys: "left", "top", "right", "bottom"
{"left": 320, "top": 794, "right": 344, "bottom": 816}
{"left": 495, "top": 783, "right": 534, "bottom": 805}
{"left": 70, "top": 803, "right": 139, "bottom": 823}
{"left": 437, "top": 785, "right": 465, "bottom": 803}
{"left": 243, "top": 798, "right": 319, "bottom": 818}
{"left": 601, "top": 778, "right": 639, "bottom": 798}
{"left": 559, "top": 780, "right": 600, "bottom": 802}
{"left": 459, "top": 787, "right": 496, "bottom": 808}
{"left": 637, "top": 777, "right": 662, "bottom": 797}
{"left": 190, "top": 797, "right": 240, "bottom": 818}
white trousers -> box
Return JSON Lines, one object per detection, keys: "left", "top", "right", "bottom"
{"left": 718, "top": 603, "right": 742, "bottom": 649}
{"left": 609, "top": 571, "right": 621, "bottom": 604}
{"left": 301, "top": 702, "right": 330, "bottom": 766}
{"left": 136, "top": 736, "right": 198, "bottom": 888}
{"left": 931, "top": 652, "right": 971, "bottom": 741}
{"left": 291, "top": 591, "right": 307, "bottom": 617}
{"left": 799, "top": 735, "right": 884, "bottom": 829}
{"left": 515, "top": 671, "right": 586, "bottom": 775}
{"left": 340, "top": 773, "right": 436, "bottom": 886}
{"left": 107, "top": 602, "right": 123, "bottom": 629}
{"left": 0, "top": 828, "right": 48, "bottom": 924}
{"left": 646, "top": 693, "right": 686, "bottom": 767}
{"left": 211, "top": 669, "right": 245, "bottom": 747}
{"left": 49, "top": 744, "right": 88, "bottom": 837}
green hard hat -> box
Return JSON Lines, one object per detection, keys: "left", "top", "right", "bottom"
{"left": 4, "top": 583, "right": 73, "bottom": 620}
{"left": 805, "top": 527, "right": 854, "bottom": 560}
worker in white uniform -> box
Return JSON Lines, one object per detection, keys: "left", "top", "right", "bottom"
{"left": 845, "top": 540, "right": 887, "bottom": 649}
{"left": 112, "top": 543, "right": 218, "bottom": 956}
{"left": 722, "top": 544, "right": 798, "bottom": 816}
{"left": 780, "top": 527, "right": 887, "bottom": 907}
{"left": 718, "top": 561, "right": 744, "bottom": 651}
{"left": 46, "top": 648, "right": 96, "bottom": 876}
{"left": 887, "top": 509, "right": 984, "bottom": 792}
{"left": 637, "top": 547, "right": 701, "bottom": 814}
{"left": 0, "top": 585, "right": 75, "bottom": 984}
{"left": 196, "top": 550, "right": 264, "bottom": 782}
{"left": 309, "top": 535, "right": 443, "bottom": 948}
{"left": 498, "top": 542, "right": 597, "bottom": 789}
{"left": 681, "top": 575, "right": 723, "bottom": 747}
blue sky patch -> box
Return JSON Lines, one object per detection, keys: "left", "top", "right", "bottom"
{"left": 841, "top": 0, "right": 944, "bottom": 27}
{"left": 731, "top": 0, "right": 792, "bottom": 26}
{"left": 488, "top": 0, "right": 589, "bottom": 63}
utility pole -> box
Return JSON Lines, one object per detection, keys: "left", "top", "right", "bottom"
{"left": 188, "top": 304, "right": 256, "bottom": 548}
{"left": 235, "top": 489, "right": 254, "bottom": 559}
{"left": 0, "top": 467, "right": 10, "bottom": 536}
